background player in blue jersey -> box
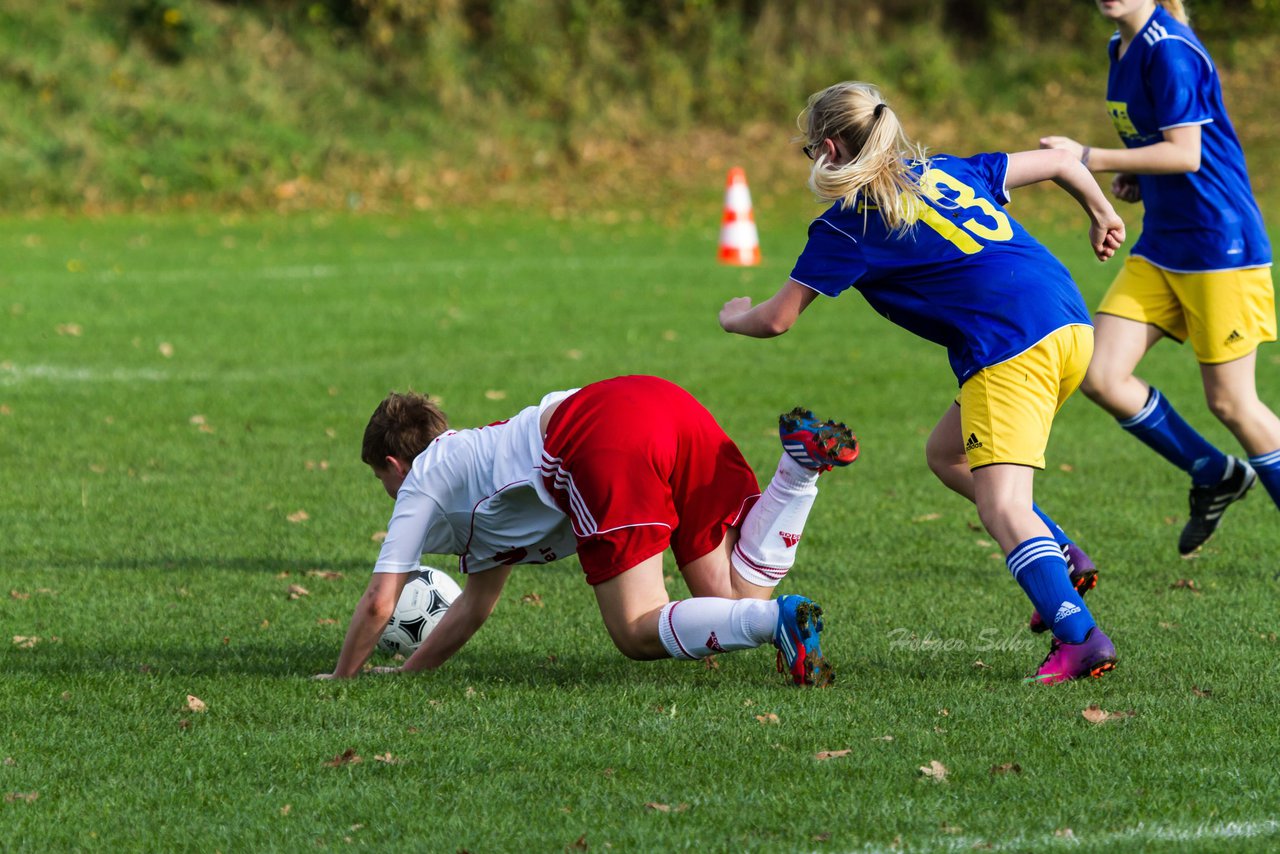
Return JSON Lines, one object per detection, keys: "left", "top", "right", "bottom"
{"left": 719, "top": 81, "right": 1126, "bottom": 683}
{"left": 1041, "top": 0, "right": 1280, "bottom": 556}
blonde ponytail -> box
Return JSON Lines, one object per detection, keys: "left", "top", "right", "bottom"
{"left": 1157, "top": 0, "right": 1189, "bottom": 23}
{"left": 799, "top": 82, "right": 929, "bottom": 233}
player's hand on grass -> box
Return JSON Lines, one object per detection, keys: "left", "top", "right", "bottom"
{"left": 1112, "top": 173, "right": 1141, "bottom": 203}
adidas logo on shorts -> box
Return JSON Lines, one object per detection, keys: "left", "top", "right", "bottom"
{"left": 1224, "top": 329, "right": 1244, "bottom": 346}
{"left": 965, "top": 433, "right": 983, "bottom": 452}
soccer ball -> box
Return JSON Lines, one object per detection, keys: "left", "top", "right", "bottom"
{"left": 377, "top": 566, "right": 463, "bottom": 655}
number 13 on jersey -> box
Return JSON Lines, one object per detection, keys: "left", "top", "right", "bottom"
{"left": 915, "top": 168, "right": 1013, "bottom": 255}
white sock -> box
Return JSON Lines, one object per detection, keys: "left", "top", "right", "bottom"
{"left": 731, "top": 453, "right": 820, "bottom": 588}
{"left": 657, "top": 598, "right": 779, "bottom": 660}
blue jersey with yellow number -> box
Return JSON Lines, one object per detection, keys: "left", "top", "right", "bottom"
{"left": 789, "top": 152, "right": 1091, "bottom": 386}
{"left": 1105, "top": 5, "right": 1270, "bottom": 272}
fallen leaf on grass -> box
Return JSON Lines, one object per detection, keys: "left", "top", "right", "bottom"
{"left": 755, "top": 713, "right": 780, "bottom": 725}
{"left": 644, "top": 802, "right": 688, "bottom": 813}
{"left": 913, "top": 512, "right": 941, "bottom": 522}
{"left": 324, "top": 748, "right": 362, "bottom": 767}
{"left": 972, "top": 659, "right": 991, "bottom": 669}
{"left": 11, "top": 636, "right": 39, "bottom": 649}
{"left": 158, "top": 342, "right": 174, "bottom": 358}
{"left": 280, "top": 804, "right": 292, "bottom": 816}
{"left": 56, "top": 323, "right": 82, "bottom": 336}
{"left": 287, "top": 510, "right": 310, "bottom": 524}
{"left": 1082, "top": 705, "right": 1136, "bottom": 724}
{"left": 373, "top": 753, "right": 400, "bottom": 764}
{"left": 918, "top": 760, "right": 948, "bottom": 781}
{"left": 316, "top": 618, "right": 339, "bottom": 626}
{"left": 815, "top": 749, "right": 852, "bottom": 761}
{"left": 4, "top": 792, "right": 38, "bottom": 803}
{"left": 305, "top": 570, "right": 343, "bottom": 580}
{"left": 3, "top": 757, "right": 14, "bottom": 766}
{"left": 9, "top": 590, "right": 28, "bottom": 600}
{"left": 287, "top": 584, "right": 310, "bottom": 600}
{"left": 568, "top": 834, "right": 588, "bottom": 850}
{"left": 812, "top": 832, "right": 832, "bottom": 842}
{"left": 184, "top": 695, "right": 207, "bottom": 713}
{"left": 484, "top": 389, "right": 506, "bottom": 400}
{"left": 371, "top": 530, "right": 388, "bottom": 542}
{"left": 1192, "top": 686, "right": 1213, "bottom": 698}
{"left": 1055, "top": 828, "right": 1075, "bottom": 839}
{"left": 989, "top": 762, "right": 1022, "bottom": 775}
{"left": 702, "top": 655, "right": 719, "bottom": 670}
{"left": 1170, "top": 578, "right": 1201, "bottom": 593}
{"left": 520, "top": 593, "right": 544, "bottom": 607}
{"left": 178, "top": 718, "right": 191, "bottom": 730}
{"left": 871, "top": 734, "right": 894, "bottom": 742}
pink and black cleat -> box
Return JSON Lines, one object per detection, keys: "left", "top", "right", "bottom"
{"left": 1027, "top": 627, "right": 1117, "bottom": 685}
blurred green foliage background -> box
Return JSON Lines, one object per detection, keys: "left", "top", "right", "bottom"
{"left": 2, "top": 0, "right": 1278, "bottom": 215}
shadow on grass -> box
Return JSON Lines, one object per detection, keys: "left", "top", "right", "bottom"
{"left": 3, "top": 637, "right": 741, "bottom": 690}
{"left": 2, "top": 555, "right": 373, "bottom": 573}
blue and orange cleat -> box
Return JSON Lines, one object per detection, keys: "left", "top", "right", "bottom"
{"left": 1029, "top": 543, "right": 1098, "bottom": 633}
{"left": 773, "top": 594, "right": 834, "bottom": 687}
{"left": 1026, "top": 627, "right": 1117, "bottom": 685}
{"left": 779, "top": 408, "right": 859, "bottom": 472}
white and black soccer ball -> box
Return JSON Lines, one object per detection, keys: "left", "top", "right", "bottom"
{"left": 377, "top": 567, "right": 463, "bottom": 655}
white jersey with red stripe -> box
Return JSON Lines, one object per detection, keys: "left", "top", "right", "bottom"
{"left": 372, "top": 389, "right": 579, "bottom": 575}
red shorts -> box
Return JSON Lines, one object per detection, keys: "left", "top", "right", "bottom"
{"left": 540, "top": 375, "right": 761, "bottom": 585}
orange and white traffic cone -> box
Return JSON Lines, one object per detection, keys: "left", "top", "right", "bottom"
{"left": 718, "top": 167, "right": 761, "bottom": 266}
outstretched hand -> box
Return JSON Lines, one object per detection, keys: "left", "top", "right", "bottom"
{"left": 1039, "top": 135, "right": 1085, "bottom": 162}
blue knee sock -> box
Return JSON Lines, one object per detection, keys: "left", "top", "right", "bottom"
{"left": 1033, "top": 504, "right": 1073, "bottom": 548}
{"left": 1118, "top": 387, "right": 1227, "bottom": 486}
{"left": 1007, "top": 537, "right": 1095, "bottom": 644}
{"left": 1249, "top": 449, "right": 1280, "bottom": 509}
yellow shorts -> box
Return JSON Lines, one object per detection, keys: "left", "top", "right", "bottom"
{"left": 959, "top": 325, "right": 1094, "bottom": 470}
{"left": 1097, "top": 256, "right": 1276, "bottom": 364}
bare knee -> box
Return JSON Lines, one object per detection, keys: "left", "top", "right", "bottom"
{"left": 1203, "top": 387, "right": 1261, "bottom": 434}
{"left": 605, "top": 621, "right": 666, "bottom": 661}
{"left": 1080, "top": 364, "right": 1116, "bottom": 406}
{"left": 924, "top": 432, "right": 963, "bottom": 479}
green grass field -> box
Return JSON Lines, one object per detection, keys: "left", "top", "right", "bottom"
{"left": 2, "top": 201, "right": 1279, "bottom": 852}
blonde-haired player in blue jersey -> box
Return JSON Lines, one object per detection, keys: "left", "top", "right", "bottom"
{"left": 719, "top": 81, "right": 1127, "bottom": 683}
{"left": 1041, "top": 0, "right": 1280, "bottom": 556}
